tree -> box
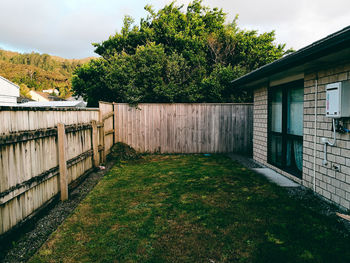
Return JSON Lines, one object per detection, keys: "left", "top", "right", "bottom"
{"left": 18, "top": 83, "right": 32, "bottom": 98}
{"left": 72, "top": 0, "right": 292, "bottom": 106}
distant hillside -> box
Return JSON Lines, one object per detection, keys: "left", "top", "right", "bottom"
{"left": 50, "top": 55, "right": 95, "bottom": 64}
{"left": 0, "top": 49, "right": 95, "bottom": 98}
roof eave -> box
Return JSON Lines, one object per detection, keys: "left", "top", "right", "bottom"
{"left": 231, "top": 26, "right": 350, "bottom": 88}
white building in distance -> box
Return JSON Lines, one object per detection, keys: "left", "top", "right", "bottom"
{"left": 0, "top": 76, "right": 19, "bottom": 106}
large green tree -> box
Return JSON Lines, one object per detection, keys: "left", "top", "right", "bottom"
{"left": 72, "top": 0, "right": 292, "bottom": 106}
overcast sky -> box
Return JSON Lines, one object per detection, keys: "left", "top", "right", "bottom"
{"left": 0, "top": 0, "right": 349, "bottom": 59}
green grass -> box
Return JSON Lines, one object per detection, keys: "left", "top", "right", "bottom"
{"left": 30, "top": 155, "right": 350, "bottom": 263}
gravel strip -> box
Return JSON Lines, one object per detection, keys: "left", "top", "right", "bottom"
{"left": 0, "top": 163, "right": 113, "bottom": 263}
{"left": 228, "top": 153, "right": 263, "bottom": 168}
{"left": 285, "top": 187, "right": 350, "bottom": 233}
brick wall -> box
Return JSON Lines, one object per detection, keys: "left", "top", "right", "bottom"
{"left": 303, "top": 63, "right": 350, "bottom": 209}
{"left": 253, "top": 86, "right": 268, "bottom": 164}
{"left": 253, "top": 62, "right": 350, "bottom": 209}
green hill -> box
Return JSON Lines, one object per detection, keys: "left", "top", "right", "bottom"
{"left": 0, "top": 49, "right": 95, "bottom": 98}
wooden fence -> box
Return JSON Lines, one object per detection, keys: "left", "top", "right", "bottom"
{"left": 113, "top": 103, "right": 253, "bottom": 154}
{"left": 0, "top": 102, "right": 252, "bottom": 236}
{"left": 0, "top": 106, "right": 109, "bottom": 236}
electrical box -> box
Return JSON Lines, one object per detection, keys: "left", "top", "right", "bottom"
{"left": 326, "top": 80, "right": 350, "bottom": 118}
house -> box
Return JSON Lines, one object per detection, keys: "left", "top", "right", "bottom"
{"left": 231, "top": 26, "right": 350, "bottom": 209}
{"left": 66, "top": 95, "right": 85, "bottom": 102}
{"left": 42, "top": 88, "right": 59, "bottom": 95}
{"left": 29, "top": 90, "right": 65, "bottom": 102}
{"left": 0, "top": 76, "right": 19, "bottom": 106}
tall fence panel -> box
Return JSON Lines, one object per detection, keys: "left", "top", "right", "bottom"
{"left": 0, "top": 107, "right": 102, "bottom": 235}
{"left": 114, "top": 103, "right": 253, "bottom": 154}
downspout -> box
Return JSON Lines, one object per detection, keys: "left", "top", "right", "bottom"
{"left": 313, "top": 77, "right": 318, "bottom": 192}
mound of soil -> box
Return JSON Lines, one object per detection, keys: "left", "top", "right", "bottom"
{"left": 108, "top": 142, "right": 141, "bottom": 162}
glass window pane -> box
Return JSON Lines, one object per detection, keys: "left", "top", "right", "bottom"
{"left": 287, "top": 87, "right": 303, "bottom": 136}
{"left": 269, "top": 135, "right": 282, "bottom": 166}
{"left": 270, "top": 89, "right": 282, "bottom": 133}
{"left": 286, "top": 138, "right": 303, "bottom": 175}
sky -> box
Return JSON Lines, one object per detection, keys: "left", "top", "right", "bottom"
{"left": 0, "top": 0, "right": 349, "bottom": 59}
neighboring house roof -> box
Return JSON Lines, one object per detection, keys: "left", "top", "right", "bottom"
{"left": 18, "top": 101, "right": 87, "bottom": 108}
{"left": 0, "top": 75, "right": 20, "bottom": 95}
{"left": 0, "top": 75, "right": 20, "bottom": 105}
{"left": 231, "top": 26, "right": 350, "bottom": 88}
{"left": 66, "top": 95, "right": 85, "bottom": 102}
{"left": 0, "top": 75, "right": 20, "bottom": 89}
{"left": 29, "top": 90, "right": 66, "bottom": 102}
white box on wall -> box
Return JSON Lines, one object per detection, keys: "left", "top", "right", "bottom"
{"left": 326, "top": 81, "right": 350, "bottom": 118}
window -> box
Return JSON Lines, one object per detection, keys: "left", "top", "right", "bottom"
{"left": 268, "top": 81, "right": 304, "bottom": 178}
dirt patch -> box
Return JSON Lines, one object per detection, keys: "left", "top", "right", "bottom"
{"left": 108, "top": 142, "right": 141, "bottom": 162}
{"left": 0, "top": 162, "right": 114, "bottom": 263}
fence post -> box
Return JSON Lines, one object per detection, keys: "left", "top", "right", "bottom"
{"left": 57, "top": 123, "right": 68, "bottom": 201}
{"left": 98, "top": 103, "right": 106, "bottom": 163}
{"left": 91, "top": 120, "right": 99, "bottom": 168}
{"left": 113, "top": 102, "right": 117, "bottom": 144}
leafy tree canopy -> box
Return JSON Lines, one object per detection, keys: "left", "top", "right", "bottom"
{"left": 72, "top": 0, "right": 292, "bottom": 106}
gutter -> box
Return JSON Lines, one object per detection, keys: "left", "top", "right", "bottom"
{"left": 231, "top": 26, "right": 350, "bottom": 87}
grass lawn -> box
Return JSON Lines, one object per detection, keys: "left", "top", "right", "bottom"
{"left": 30, "top": 155, "right": 350, "bottom": 263}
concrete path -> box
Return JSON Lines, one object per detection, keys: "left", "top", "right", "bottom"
{"left": 228, "top": 153, "right": 300, "bottom": 188}
{"left": 252, "top": 168, "right": 300, "bottom": 187}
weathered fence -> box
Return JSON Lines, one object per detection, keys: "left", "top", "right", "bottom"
{"left": 0, "top": 106, "right": 105, "bottom": 236}
{"left": 113, "top": 103, "right": 253, "bottom": 154}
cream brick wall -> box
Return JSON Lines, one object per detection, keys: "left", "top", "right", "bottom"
{"left": 253, "top": 86, "right": 268, "bottom": 164}
{"left": 303, "top": 63, "right": 350, "bottom": 209}
{"left": 253, "top": 62, "right": 350, "bottom": 209}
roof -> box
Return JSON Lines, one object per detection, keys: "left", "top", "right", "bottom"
{"left": 18, "top": 101, "right": 87, "bottom": 108}
{"left": 66, "top": 95, "right": 86, "bottom": 102}
{"left": 0, "top": 76, "right": 20, "bottom": 89}
{"left": 231, "top": 26, "right": 350, "bottom": 88}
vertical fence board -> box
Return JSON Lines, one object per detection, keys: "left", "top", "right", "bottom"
{"left": 57, "top": 123, "right": 68, "bottom": 201}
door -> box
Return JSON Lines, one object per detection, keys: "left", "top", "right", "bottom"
{"left": 268, "top": 81, "right": 304, "bottom": 178}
